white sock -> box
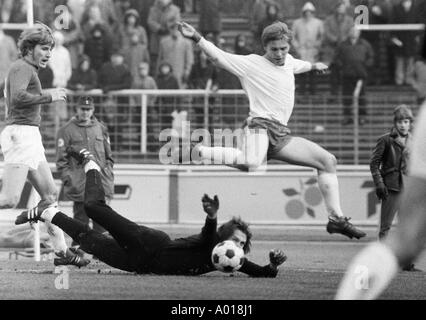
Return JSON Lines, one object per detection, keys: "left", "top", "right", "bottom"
{"left": 317, "top": 172, "right": 344, "bottom": 218}
{"left": 44, "top": 221, "right": 68, "bottom": 253}
{"left": 336, "top": 242, "right": 399, "bottom": 300}
{"left": 199, "top": 146, "right": 243, "bottom": 165}
{"left": 40, "top": 206, "right": 59, "bottom": 222}
{"left": 84, "top": 160, "right": 100, "bottom": 173}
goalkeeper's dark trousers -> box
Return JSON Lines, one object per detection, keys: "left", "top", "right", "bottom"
{"left": 51, "top": 170, "right": 170, "bottom": 273}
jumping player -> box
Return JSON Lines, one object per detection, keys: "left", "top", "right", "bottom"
{"left": 177, "top": 21, "right": 366, "bottom": 240}
{"left": 1, "top": 23, "right": 89, "bottom": 267}
{"left": 15, "top": 147, "right": 287, "bottom": 276}
{"left": 336, "top": 29, "right": 426, "bottom": 299}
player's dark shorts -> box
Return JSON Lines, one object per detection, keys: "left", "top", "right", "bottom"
{"left": 243, "top": 117, "right": 293, "bottom": 159}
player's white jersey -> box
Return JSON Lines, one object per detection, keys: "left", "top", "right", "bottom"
{"left": 198, "top": 38, "right": 311, "bottom": 125}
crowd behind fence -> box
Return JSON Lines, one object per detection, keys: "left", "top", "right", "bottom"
{"left": 0, "top": 90, "right": 419, "bottom": 165}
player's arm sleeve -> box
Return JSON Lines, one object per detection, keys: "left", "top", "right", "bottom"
{"left": 9, "top": 66, "right": 52, "bottom": 106}
{"left": 239, "top": 259, "right": 279, "bottom": 278}
{"left": 55, "top": 127, "right": 72, "bottom": 181}
{"left": 199, "top": 216, "right": 218, "bottom": 246}
{"left": 290, "top": 55, "right": 314, "bottom": 74}
{"left": 197, "top": 37, "right": 249, "bottom": 78}
{"left": 370, "top": 136, "right": 386, "bottom": 186}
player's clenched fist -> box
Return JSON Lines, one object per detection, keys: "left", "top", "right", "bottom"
{"left": 269, "top": 249, "right": 287, "bottom": 268}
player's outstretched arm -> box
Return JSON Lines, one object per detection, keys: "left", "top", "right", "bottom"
{"left": 178, "top": 21, "right": 247, "bottom": 79}
{"left": 269, "top": 249, "right": 287, "bottom": 270}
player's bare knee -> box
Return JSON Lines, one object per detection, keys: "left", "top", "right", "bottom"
{"left": 244, "top": 157, "right": 263, "bottom": 170}
{"left": 322, "top": 153, "right": 337, "bottom": 172}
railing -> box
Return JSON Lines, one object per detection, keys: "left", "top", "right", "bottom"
{"left": 0, "top": 89, "right": 419, "bottom": 165}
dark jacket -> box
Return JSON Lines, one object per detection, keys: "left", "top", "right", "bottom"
{"left": 370, "top": 127, "right": 411, "bottom": 192}
{"left": 336, "top": 38, "right": 374, "bottom": 79}
{"left": 83, "top": 24, "right": 114, "bottom": 71}
{"left": 98, "top": 62, "right": 132, "bottom": 93}
{"left": 391, "top": 1, "right": 423, "bottom": 57}
{"left": 56, "top": 116, "right": 114, "bottom": 201}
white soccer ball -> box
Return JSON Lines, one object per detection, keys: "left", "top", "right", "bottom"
{"left": 211, "top": 240, "right": 245, "bottom": 273}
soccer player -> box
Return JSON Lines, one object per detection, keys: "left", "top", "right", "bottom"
{"left": 1, "top": 23, "right": 89, "bottom": 267}
{"left": 16, "top": 147, "right": 287, "bottom": 276}
{"left": 177, "top": 21, "right": 366, "bottom": 240}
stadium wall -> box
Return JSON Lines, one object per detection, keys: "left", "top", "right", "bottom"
{"left": 0, "top": 163, "right": 381, "bottom": 226}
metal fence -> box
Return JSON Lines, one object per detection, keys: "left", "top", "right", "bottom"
{"left": 0, "top": 89, "right": 419, "bottom": 165}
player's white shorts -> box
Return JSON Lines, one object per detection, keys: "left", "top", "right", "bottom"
{"left": 409, "top": 101, "right": 426, "bottom": 179}
{"left": 0, "top": 125, "right": 47, "bottom": 170}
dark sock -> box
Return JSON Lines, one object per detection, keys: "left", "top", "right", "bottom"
{"left": 85, "top": 169, "right": 106, "bottom": 203}
{"left": 51, "top": 212, "right": 90, "bottom": 245}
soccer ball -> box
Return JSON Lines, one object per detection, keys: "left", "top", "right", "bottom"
{"left": 211, "top": 240, "right": 245, "bottom": 273}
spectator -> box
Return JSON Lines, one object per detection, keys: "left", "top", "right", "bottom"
{"left": 390, "top": 0, "right": 422, "bottom": 85}
{"left": 370, "top": 105, "right": 413, "bottom": 241}
{"left": 256, "top": 2, "right": 282, "bottom": 53}
{"left": 322, "top": 0, "right": 354, "bottom": 100}
{"left": 234, "top": 34, "right": 252, "bottom": 55}
{"left": 121, "top": 32, "right": 150, "bottom": 83}
{"left": 188, "top": 46, "right": 215, "bottom": 90}
{"left": 359, "top": 0, "right": 392, "bottom": 84}
{"left": 249, "top": 0, "right": 280, "bottom": 53}
{"left": 131, "top": 62, "right": 157, "bottom": 94}
{"left": 59, "top": 9, "right": 84, "bottom": 70}
{"left": 409, "top": 55, "right": 426, "bottom": 105}
{"left": 120, "top": 8, "right": 148, "bottom": 51}
{"left": 81, "top": 4, "right": 118, "bottom": 51}
{"left": 98, "top": 52, "right": 132, "bottom": 150}
{"left": 56, "top": 95, "right": 114, "bottom": 242}
{"left": 50, "top": 31, "right": 73, "bottom": 121}
{"left": 336, "top": 27, "right": 374, "bottom": 126}
{"left": 292, "top": 2, "right": 324, "bottom": 96}
{"left": 147, "top": 0, "right": 181, "bottom": 74}
{"left": 81, "top": 0, "right": 120, "bottom": 37}
{"left": 98, "top": 52, "right": 132, "bottom": 93}
{"left": 128, "top": 0, "right": 156, "bottom": 31}
{"left": 131, "top": 62, "right": 158, "bottom": 152}
{"left": 156, "top": 61, "right": 180, "bottom": 132}
{"left": 198, "top": 0, "right": 222, "bottom": 45}
{"left": 0, "top": 25, "right": 18, "bottom": 89}
{"left": 156, "top": 61, "right": 180, "bottom": 90}
{"left": 157, "top": 20, "right": 194, "bottom": 88}
{"left": 50, "top": 31, "right": 73, "bottom": 89}
{"left": 83, "top": 23, "right": 114, "bottom": 72}
{"left": 68, "top": 54, "right": 99, "bottom": 93}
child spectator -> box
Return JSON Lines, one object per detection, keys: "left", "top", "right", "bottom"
{"left": 120, "top": 9, "right": 148, "bottom": 51}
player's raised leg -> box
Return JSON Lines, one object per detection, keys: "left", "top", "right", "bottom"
{"left": 196, "top": 130, "right": 269, "bottom": 171}
{"left": 272, "top": 137, "right": 366, "bottom": 239}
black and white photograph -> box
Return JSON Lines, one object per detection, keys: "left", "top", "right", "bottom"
{"left": 0, "top": 0, "right": 425, "bottom": 309}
